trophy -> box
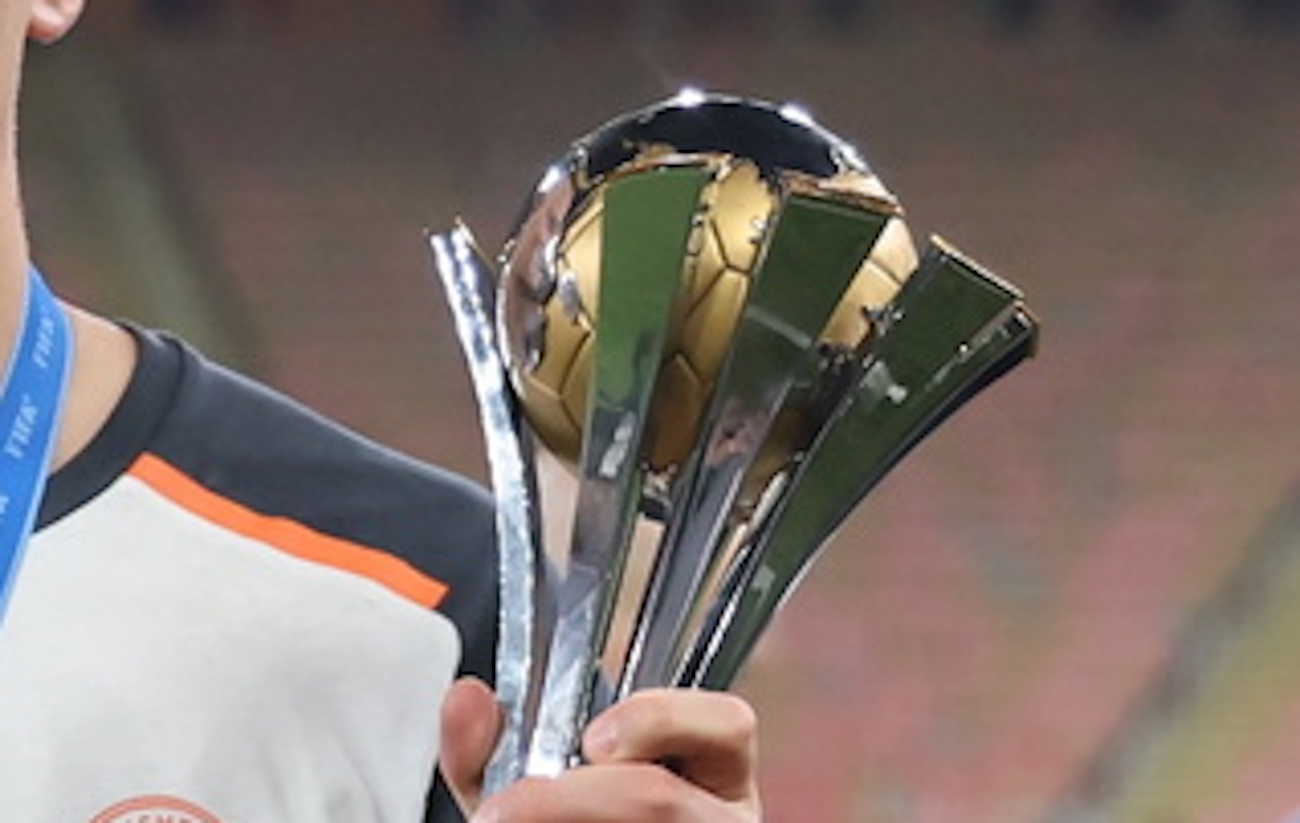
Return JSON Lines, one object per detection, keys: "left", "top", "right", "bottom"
{"left": 429, "top": 90, "right": 1039, "bottom": 793}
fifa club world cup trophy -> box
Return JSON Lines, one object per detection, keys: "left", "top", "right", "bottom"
{"left": 429, "top": 90, "right": 1039, "bottom": 793}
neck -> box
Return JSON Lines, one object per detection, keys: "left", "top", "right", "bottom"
{"left": 51, "top": 306, "right": 136, "bottom": 469}
{"left": 0, "top": 168, "right": 29, "bottom": 378}
{"left": 0, "top": 133, "right": 137, "bottom": 472}
{"left": 1, "top": 270, "right": 137, "bottom": 473}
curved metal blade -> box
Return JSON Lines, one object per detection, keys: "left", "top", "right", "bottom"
{"left": 429, "top": 225, "right": 548, "bottom": 794}
{"left": 680, "top": 239, "right": 1040, "bottom": 690}
{"left": 619, "top": 191, "right": 892, "bottom": 695}
{"left": 526, "top": 165, "right": 713, "bottom": 776}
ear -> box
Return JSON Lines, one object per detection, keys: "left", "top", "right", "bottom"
{"left": 29, "top": 0, "right": 85, "bottom": 44}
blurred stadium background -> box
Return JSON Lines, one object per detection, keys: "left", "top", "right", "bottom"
{"left": 21, "top": 1, "right": 1300, "bottom": 820}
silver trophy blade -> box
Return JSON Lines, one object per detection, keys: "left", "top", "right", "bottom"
{"left": 428, "top": 225, "right": 549, "bottom": 794}
{"left": 679, "top": 238, "right": 1040, "bottom": 690}
{"left": 525, "top": 164, "right": 713, "bottom": 776}
{"left": 619, "top": 188, "right": 896, "bottom": 696}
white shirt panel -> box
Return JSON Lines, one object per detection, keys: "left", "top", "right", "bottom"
{"left": 0, "top": 474, "right": 461, "bottom": 823}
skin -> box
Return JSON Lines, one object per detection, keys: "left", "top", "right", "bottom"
{"left": 4, "top": 3, "right": 764, "bottom": 820}
{"left": 3, "top": 0, "right": 137, "bottom": 473}
{"left": 440, "top": 679, "right": 761, "bottom": 822}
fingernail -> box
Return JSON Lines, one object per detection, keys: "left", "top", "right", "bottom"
{"left": 583, "top": 717, "right": 619, "bottom": 759}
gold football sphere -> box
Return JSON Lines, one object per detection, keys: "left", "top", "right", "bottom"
{"left": 498, "top": 92, "right": 918, "bottom": 475}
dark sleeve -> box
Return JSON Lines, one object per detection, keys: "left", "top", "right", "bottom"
{"left": 419, "top": 481, "right": 495, "bottom": 823}
{"left": 135, "top": 339, "right": 501, "bottom": 821}
{"left": 423, "top": 776, "right": 467, "bottom": 823}
{"left": 147, "top": 339, "right": 504, "bottom": 683}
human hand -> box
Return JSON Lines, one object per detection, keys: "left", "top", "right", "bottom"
{"left": 439, "top": 677, "right": 761, "bottom": 822}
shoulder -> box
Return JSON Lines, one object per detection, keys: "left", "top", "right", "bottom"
{"left": 170, "top": 332, "right": 501, "bottom": 679}
{"left": 58, "top": 327, "right": 501, "bottom": 681}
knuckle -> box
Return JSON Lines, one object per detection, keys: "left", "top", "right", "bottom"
{"left": 613, "top": 688, "right": 676, "bottom": 739}
{"left": 714, "top": 692, "right": 760, "bottom": 747}
{"left": 627, "top": 688, "right": 674, "bottom": 722}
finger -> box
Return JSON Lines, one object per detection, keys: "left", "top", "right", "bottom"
{"left": 473, "top": 763, "right": 755, "bottom": 823}
{"left": 438, "top": 676, "right": 502, "bottom": 815}
{"left": 580, "top": 689, "right": 759, "bottom": 806}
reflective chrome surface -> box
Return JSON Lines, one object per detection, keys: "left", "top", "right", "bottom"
{"left": 429, "top": 226, "right": 549, "bottom": 795}
{"left": 433, "top": 90, "right": 1039, "bottom": 785}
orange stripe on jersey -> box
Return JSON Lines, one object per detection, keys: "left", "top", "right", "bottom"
{"left": 128, "top": 452, "right": 449, "bottom": 609}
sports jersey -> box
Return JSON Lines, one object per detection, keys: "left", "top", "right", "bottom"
{"left": 0, "top": 326, "right": 498, "bottom": 823}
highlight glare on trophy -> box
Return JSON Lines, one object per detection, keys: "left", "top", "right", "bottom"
{"left": 429, "top": 89, "right": 1039, "bottom": 793}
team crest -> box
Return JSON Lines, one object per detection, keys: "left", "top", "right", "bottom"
{"left": 90, "top": 794, "right": 223, "bottom": 823}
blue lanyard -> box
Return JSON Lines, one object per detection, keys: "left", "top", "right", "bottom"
{"left": 0, "top": 267, "right": 72, "bottom": 628}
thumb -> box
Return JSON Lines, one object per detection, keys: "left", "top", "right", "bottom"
{"left": 438, "top": 676, "right": 503, "bottom": 816}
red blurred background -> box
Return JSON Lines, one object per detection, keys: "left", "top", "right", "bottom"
{"left": 23, "top": 2, "right": 1300, "bottom": 819}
